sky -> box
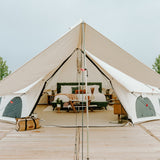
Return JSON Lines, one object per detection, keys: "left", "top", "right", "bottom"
{"left": 0, "top": 0, "right": 160, "bottom": 72}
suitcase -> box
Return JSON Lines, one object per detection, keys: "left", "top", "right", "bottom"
{"left": 16, "top": 116, "right": 41, "bottom": 131}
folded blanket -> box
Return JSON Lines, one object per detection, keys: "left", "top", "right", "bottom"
{"left": 55, "top": 93, "right": 78, "bottom": 101}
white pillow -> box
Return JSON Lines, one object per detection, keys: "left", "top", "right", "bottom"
{"left": 92, "top": 85, "right": 100, "bottom": 94}
{"left": 61, "top": 86, "right": 72, "bottom": 94}
{"left": 87, "top": 86, "right": 91, "bottom": 94}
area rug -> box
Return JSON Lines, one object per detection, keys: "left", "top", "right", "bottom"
{"left": 43, "top": 105, "right": 53, "bottom": 111}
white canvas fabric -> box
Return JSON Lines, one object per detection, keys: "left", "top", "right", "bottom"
{"left": 0, "top": 24, "right": 81, "bottom": 96}
{"left": 86, "top": 51, "right": 160, "bottom": 94}
{"left": 14, "top": 77, "right": 43, "bottom": 94}
{"left": 112, "top": 81, "right": 160, "bottom": 123}
{"left": 85, "top": 23, "right": 160, "bottom": 88}
{"left": 0, "top": 21, "right": 160, "bottom": 123}
{"left": 86, "top": 51, "right": 160, "bottom": 123}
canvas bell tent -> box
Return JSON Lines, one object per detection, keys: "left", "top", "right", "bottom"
{"left": 0, "top": 21, "right": 160, "bottom": 124}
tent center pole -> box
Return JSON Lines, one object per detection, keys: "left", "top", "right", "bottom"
{"left": 82, "top": 21, "right": 90, "bottom": 160}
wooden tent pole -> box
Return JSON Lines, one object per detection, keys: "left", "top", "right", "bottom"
{"left": 82, "top": 21, "right": 90, "bottom": 160}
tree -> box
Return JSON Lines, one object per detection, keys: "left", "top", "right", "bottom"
{"left": 152, "top": 55, "right": 160, "bottom": 74}
{"left": 0, "top": 57, "right": 11, "bottom": 80}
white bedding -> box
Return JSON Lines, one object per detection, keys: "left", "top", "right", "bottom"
{"left": 54, "top": 93, "right": 106, "bottom": 102}
{"left": 92, "top": 93, "right": 106, "bottom": 101}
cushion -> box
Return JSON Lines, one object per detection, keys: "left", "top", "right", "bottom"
{"left": 87, "top": 85, "right": 99, "bottom": 94}
{"left": 75, "top": 89, "right": 86, "bottom": 94}
{"left": 90, "top": 87, "right": 95, "bottom": 94}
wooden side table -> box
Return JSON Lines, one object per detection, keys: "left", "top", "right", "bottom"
{"left": 48, "top": 95, "right": 55, "bottom": 105}
{"left": 113, "top": 100, "right": 127, "bottom": 122}
{"left": 105, "top": 94, "right": 112, "bottom": 101}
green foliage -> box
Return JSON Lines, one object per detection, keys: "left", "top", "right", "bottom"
{"left": 56, "top": 98, "right": 62, "bottom": 104}
{"left": 152, "top": 55, "right": 160, "bottom": 74}
{"left": 0, "top": 57, "right": 11, "bottom": 80}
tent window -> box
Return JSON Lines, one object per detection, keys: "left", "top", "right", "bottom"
{"left": 136, "top": 96, "right": 156, "bottom": 118}
{"left": 3, "top": 97, "right": 22, "bottom": 118}
{"left": 159, "top": 99, "right": 160, "bottom": 107}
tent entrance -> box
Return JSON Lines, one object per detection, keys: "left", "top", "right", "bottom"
{"left": 32, "top": 49, "right": 128, "bottom": 127}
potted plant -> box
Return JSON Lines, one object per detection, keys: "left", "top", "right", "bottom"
{"left": 56, "top": 98, "right": 62, "bottom": 112}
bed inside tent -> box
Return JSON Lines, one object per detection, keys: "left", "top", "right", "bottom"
{"left": 34, "top": 49, "right": 127, "bottom": 126}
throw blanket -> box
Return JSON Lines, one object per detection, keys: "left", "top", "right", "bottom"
{"left": 55, "top": 93, "right": 78, "bottom": 101}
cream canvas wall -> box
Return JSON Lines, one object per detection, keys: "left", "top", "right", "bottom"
{"left": 45, "top": 51, "right": 111, "bottom": 93}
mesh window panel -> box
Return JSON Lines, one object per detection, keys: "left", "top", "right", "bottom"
{"left": 136, "top": 96, "right": 156, "bottom": 118}
{"left": 3, "top": 97, "right": 22, "bottom": 118}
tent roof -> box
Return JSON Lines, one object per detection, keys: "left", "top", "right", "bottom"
{"left": 85, "top": 23, "right": 160, "bottom": 88}
{"left": 0, "top": 23, "right": 81, "bottom": 95}
{"left": 0, "top": 21, "right": 160, "bottom": 95}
